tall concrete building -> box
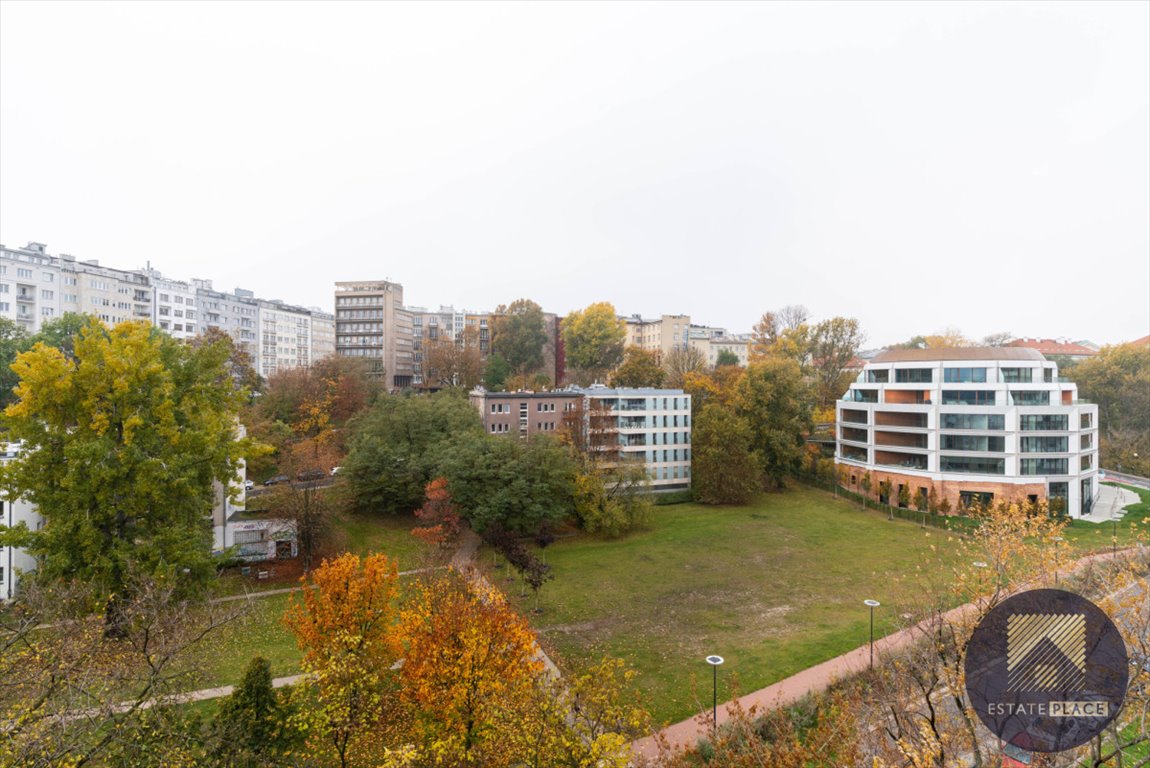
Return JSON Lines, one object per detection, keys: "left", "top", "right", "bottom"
{"left": 0, "top": 242, "right": 61, "bottom": 330}
{"left": 138, "top": 268, "right": 198, "bottom": 340}
{"left": 624, "top": 314, "right": 692, "bottom": 358}
{"left": 334, "top": 280, "right": 413, "bottom": 388}
{"left": 310, "top": 310, "right": 336, "bottom": 362}
{"left": 258, "top": 299, "right": 314, "bottom": 378}
{"left": 835, "top": 348, "right": 1099, "bottom": 517}
{"left": 195, "top": 280, "right": 260, "bottom": 358}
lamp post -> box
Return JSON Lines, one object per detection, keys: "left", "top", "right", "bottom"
{"left": 705, "top": 655, "right": 724, "bottom": 730}
{"left": 864, "top": 599, "right": 880, "bottom": 669}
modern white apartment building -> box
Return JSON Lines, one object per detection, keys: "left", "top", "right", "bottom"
{"left": 835, "top": 348, "right": 1099, "bottom": 517}
{"left": 258, "top": 300, "right": 314, "bottom": 378}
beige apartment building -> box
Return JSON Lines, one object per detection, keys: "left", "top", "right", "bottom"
{"left": 334, "top": 280, "right": 414, "bottom": 388}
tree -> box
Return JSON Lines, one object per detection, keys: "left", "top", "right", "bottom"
{"left": 491, "top": 299, "right": 549, "bottom": 390}
{"left": 1068, "top": 343, "right": 1150, "bottom": 476}
{"left": 714, "top": 348, "right": 740, "bottom": 367}
{"left": 342, "top": 391, "right": 485, "bottom": 514}
{"left": 609, "top": 347, "right": 665, "bottom": 388}
{"left": 0, "top": 316, "right": 29, "bottom": 409}
{"left": 691, "top": 403, "right": 760, "bottom": 505}
{"left": 438, "top": 433, "right": 575, "bottom": 535}
{"left": 682, "top": 363, "right": 745, "bottom": 413}
{"left": 561, "top": 302, "right": 626, "bottom": 385}
{"left": 890, "top": 328, "right": 972, "bottom": 350}
{"left": 809, "top": 317, "right": 865, "bottom": 408}
{"left": 572, "top": 461, "right": 653, "bottom": 536}
{"left": 411, "top": 476, "right": 462, "bottom": 551}
{"left": 482, "top": 353, "right": 511, "bottom": 391}
{"left": 421, "top": 327, "right": 484, "bottom": 390}
{"left": 191, "top": 325, "right": 261, "bottom": 394}
{"left": 981, "top": 331, "right": 1013, "bottom": 347}
{"left": 209, "top": 656, "right": 299, "bottom": 767}
{"left": 398, "top": 574, "right": 543, "bottom": 767}
{"left": 749, "top": 305, "right": 809, "bottom": 361}
{"left": 283, "top": 553, "right": 402, "bottom": 768}
{"left": 663, "top": 345, "right": 708, "bottom": 389}
{"left": 0, "top": 319, "right": 251, "bottom": 609}
{"left": 735, "top": 358, "right": 813, "bottom": 490}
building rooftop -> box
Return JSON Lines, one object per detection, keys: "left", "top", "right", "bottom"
{"left": 872, "top": 347, "right": 1046, "bottom": 363}
{"left": 1006, "top": 338, "right": 1098, "bottom": 357}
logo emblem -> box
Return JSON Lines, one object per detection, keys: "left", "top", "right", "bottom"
{"left": 965, "top": 589, "right": 1128, "bottom": 753}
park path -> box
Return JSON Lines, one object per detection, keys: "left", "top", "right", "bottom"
{"left": 631, "top": 545, "right": 1146, "bottom": 760}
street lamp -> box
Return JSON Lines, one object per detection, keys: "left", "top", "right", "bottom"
{"left": 863, "top": 599, "right": 880, "bottom": 669}
{"left": 705, "top": 655, "right": 724, "bottom": 729}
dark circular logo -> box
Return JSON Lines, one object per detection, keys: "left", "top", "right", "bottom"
{"left": 964, "top": 589, "right": 1128, "bottom": 753}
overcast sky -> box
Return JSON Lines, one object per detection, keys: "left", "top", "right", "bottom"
{"left": 1, "top": 1, "right": 1147, "bottom": 348}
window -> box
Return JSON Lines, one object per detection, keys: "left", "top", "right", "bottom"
{"left": 944, "top": 367, "right": 987, "bottom": 383}
{"left": 941, "top": 435, "right": 1005, "bottom": 452}
{"left": 1020, "top": 436, "right": 1068, "bottom": 453}
{"left": 895, "top": 368, "right": 932, "bottom": 383}
{"left": 159, "top": 293, "right": 170, "bottom": 302}
{"left": 1019, "top": 415, "right": 1068, "bottom": 431}
{"left": 1010, "top": 391, "right": 1050, "bottom": 406}
{"left": 1081, "top": 454, "right": 1093, "bottom": 471}
{"left": 42, "top": 272, "right": 54, "bottom": 282}
{"left": 940, "top": 456, "right": 1005, "bottom": 474}
{"left": 1000, "top": 367, "right": 1033, "bottom": 383}
{"left": 941, "top": 413, "right": 1005, "bottom": 430}
{"left": 16, "top": 268, "right": 32, "bottom": 278}
{"left": 1080, "top": 433, "right": 1093, "bottom": 450}
{"left": 941, "top": 390, "right": 995, "bottom": 405}
{"left": 0, "top": 284, "right": 7, "bottom": 293}
{"left": 959, "top": 491, "right": 995, "bottom": 510}
{"left": 1021, "top": 458, "right": 1069, "bottom": 475}
{"left": 865, "top": 370, "right": 889, "bottom": 383}
{"left": 843, "top": 389, "right": 878, "bottom": 403}
{"left": 1080, "top": 413, "right": 1093, "bottom": 429}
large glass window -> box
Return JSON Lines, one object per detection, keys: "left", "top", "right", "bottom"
{"left": 1019, "top": 414, "right": 1068, "bottom": 431}
{"left": 944, "top": 367, "right": 987, "bottom": 383}
{"left": 895, "top": 368, "right": 932, "bottom": 383}
{"left": 941, "top": 413, "right": 1005, "bottom": 430}
{"left": 1020, "top": 436, "right": 1068, "bottom": 453}
{"left": 1080, "top": 413, "right": 1093, "bottom": 429}
{"left": 1080, "top": 454, "right": 1093, "bottom": 471}
{"left": 841, "top": 409, "right": 868, "bottom": 424}
{"left": 840, "top": 444, "right": 867, "bottom": 461}
{"left": 865, "top": 370, "right": 889, "bottom": 383}
{"left": 940, "top": 456, "right": 1005, "bottom": 474}
{"left": 843, "top": 389, "right": 878, "bottom": 403}
{"left": 840, "top": 426, "right": 868, "bottom": 443}
{"left": 941, "top": 435, "right": 1005, "bottom": 452}
{"left": 1010, "top": 391, "right": 1050, "bottom": 406}
{"left": 1020, "top": 458, "right": 1069, "bottom": 475}
{"left": 941, "top": 390, "right": 996, "bottom": 406}
{"left": 1000, "top": 367, "right": 1033, "bottom": 383}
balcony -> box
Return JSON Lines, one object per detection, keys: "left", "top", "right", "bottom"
{"left": 874, "top": 411, "right": 927, "bottom": 429}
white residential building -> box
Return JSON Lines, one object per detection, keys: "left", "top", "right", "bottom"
{"left": 258, "top": 300, "right": 313, "bottom": 378}
{"left": 835, "top": 348, "right": 1099, "bottom": 518}
{"left": 0, "top": 242, "right": 63, "bottom": 331}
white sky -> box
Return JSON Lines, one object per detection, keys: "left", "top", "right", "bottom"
{"left": 1, "top": 1, "right": 1147, "bottom": 347}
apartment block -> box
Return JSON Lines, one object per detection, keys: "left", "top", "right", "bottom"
{"left": 0, "top": 242, "right": 61, "bottom": 329}
{"left": 468, "top": 385, "right": 692, "bottom": 491}
{"left": 334, "top": 280, "right": 414, "bottom": 388}
{"left": 624, "top": 314, "right": 692, "bottom": 357}
{"left": 310, "top": 310, "right": 336, "bottom": 362}
{"left": 687, "top": 324, "right": 749, "bottom": 366}
{"left": 195, "top": 280, "right": 260, "bottom": 358}
{"left": 139, "top": 268, "right": 198, "bottom": 340}
{"left": 258, "top": 300, "right": 315, "bottom": 377}
{"left": 835, "top": 348, "right": 1099, "bottom": 517}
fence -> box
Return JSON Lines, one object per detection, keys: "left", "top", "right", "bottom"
{"left": 795, "top": 474, "right": 977, "bottom": 534}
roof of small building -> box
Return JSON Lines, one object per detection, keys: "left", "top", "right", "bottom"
{"left": 871, "top": 347, "right": 1045, "bottom": 363}
{"left": 1127, "top": 334, "right": 1150, "bottom": 347}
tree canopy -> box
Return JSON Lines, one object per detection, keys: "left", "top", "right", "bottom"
{"left": 609, "top": 347, "right": 665, "bottom": 388}
{"left": 561, "top": 302, "right": 626, "bottom": 385}
{"left": 491, "top": 299, "right": 549, "bottom": 389}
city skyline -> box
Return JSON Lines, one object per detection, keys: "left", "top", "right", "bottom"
{"left": 2, "top": 2, "right": 1147, "bottom": 347}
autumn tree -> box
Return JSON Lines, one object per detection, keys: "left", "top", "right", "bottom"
{"left": 663, "top": 345, "right": 708, "bottom": 389}
{"left": 411, "top": 476, "right": 462, "bottom": 552}
{"left": 749, "top": 305, "right": 809, "bottom": 361}
{"left": 191, "top": 325, "right": 262, "bottom": 394}
{"left": 491, "top": 299, "right": 549, "bottom": 389}
{"left": 421, "top": 326, "right": 484, "bottom": 390}
{"left": 809, "top": 316, "right": 865, "bottom": 408}
{"left": 981, "top": 330, "right": 1013, "bottom": 347}
{"left": 735, "top": 357, "right": 813, "bottom": 489}
{"left": 0, "top": 319, "right": 251, "bottom": 607}
{"left": 572, "top": 460, "right": 653, "bottom": 536}
{"left": 1069, "top": 343, "right": 1150, "bottom": 476}
{"left": 682, "top": 363, "right": 745, "bottom": 414}
{"left": 398, "top": 574, "right": 544, "bottom": 767}
{"left": 342, "top": 390, "right": 485, "bottom": 514}
{"left": 610, "top": 346, "right": 665, "bottom": 388}
{"left": 284, "top": 553, "right": 402, "bottom": 768}
{"left": 691, "top": 403, "right": 761, "bottom": 504}
{"left": 562, "top": 301, "right": 626, "bottom": 385}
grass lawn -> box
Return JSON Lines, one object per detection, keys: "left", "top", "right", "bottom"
{"left": 327, "top": 511, "right": 429, "bottom": 569}
{"left": 1063, "top": 483, "right": 1150, "bottom": 552}
{"left": 497, "top": 486, "right": 965, "bottom": 725}
{"left": 198, "top": 593, "right": 302, "bottom": 690}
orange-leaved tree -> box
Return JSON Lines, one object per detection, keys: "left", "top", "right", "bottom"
{"left": 283, "top": 553, "right": 402, "bottom": 768}
{"left": 398, "top": 574, "right": 544, "bottom": 767}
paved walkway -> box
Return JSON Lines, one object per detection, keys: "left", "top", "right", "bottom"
{"left": 1079, "top": 483, "right": 1141, "bottom": 524}
{"left": 631, "top": 546, "right": 1145, "bottom": 760}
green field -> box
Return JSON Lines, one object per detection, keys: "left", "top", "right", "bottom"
{"left": 496, "top": 486, "right": 965, "bottom": 725}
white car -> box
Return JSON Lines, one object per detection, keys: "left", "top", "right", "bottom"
{"left": 243, "top": 479, "right": 255, "bottom": 491}
{"left": 330, "top": 466, "right": 342, "bottom": 476}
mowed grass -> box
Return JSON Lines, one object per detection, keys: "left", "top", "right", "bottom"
{"left": 498, "top": 486, "right": 965, "bottom": 725}
{"left": 1063, "top": 484, "right": 1150, "bottom": 551}
{"left": 328, "top": 511, "right": 428, "bottom": 569}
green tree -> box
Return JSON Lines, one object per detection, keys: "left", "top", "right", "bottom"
{"left": 0, "top": 319, "right": 251, "bottom": 606}
{"left": 561, "top": 302, "right": 626, "bottom": 385}
{"left": 0, "top": 317, "right": 29, "bottom": 409}
{"left": 735, "top": 357, "right": 813, "bottom": 490}
{"left": 492, "top": 299, "right": 549, "bottom": 390}
{"left": 342, "top": 391, "right": 485, "bottom": 515}
{"left": 483, "top": 353, "right": 511, "bottom": 392}
{"left": 209, "top": 656, "right": 299, "bottom": 767}
{"left": 1068, "top": 343, "right": 1150, "bottom": 476}
{"left": 31, "top": 312, "right": 93, "bottom": 361}
{"left": 439, "top": 433, "right": 575, "bottom": 535}
{"left": 809, "top": 317, "right": 865, "bottom": 408}
{"left": 609, "top": 347, "right": 665, "bottom": 388}
{"left": 714, "top": 348, "right": 740, "bottom": 367}
{"left": 572, "top": 462, "right": 652, "bottom": 536}
{"left": 691, "top": 403, "right": 761, "bottom": 504}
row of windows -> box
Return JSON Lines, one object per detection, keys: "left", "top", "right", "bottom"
{"left": 336, "top": 296, "right": 384, "bottom": 306}
{"left": 1020, "top": 436, "right": 1068, "bottom": 453}
{"left": 650, "top": 465, "right": 690, "bottom": 481}
{"left": 941, "top": 413, "right": 1005, "bottom": 430}
{"left": 941, "top": 435, "right": 1005, "bottom": 452}
{"left": 940, "top": 456, "right": 1004, "bottom": 474}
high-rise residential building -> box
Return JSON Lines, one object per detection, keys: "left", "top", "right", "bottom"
{"left": 194, "top": 280, "right": 260, "bottom": 358}
{"left": 334, "top": 280, "right": 413, "bottom": 388}
{"left": 0, "top": 242, "right": 61, "bottom": 330}
{"left": 310, "top": 310, "right": 336, "bottom": 362}
{"left": 835, "top": 348, "right": 1099, "bottom": 517}
{"left": 258, "top": 299, "right": 314, "bottom": 378}
{"left": 138, "top": 268, "right": 198, "bottom": 340}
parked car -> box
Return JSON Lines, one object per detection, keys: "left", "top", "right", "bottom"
{"left": 297, "top": 468, "right": 326, "bottom": 482}
{"left": 330, "top": 466, "right": 342, "bottom": 476}
{"left": 243, "top": 479, "right": 255, "bottom": 491}
{"left": 264, "top": 475, "right": 289, "bottom": 486}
